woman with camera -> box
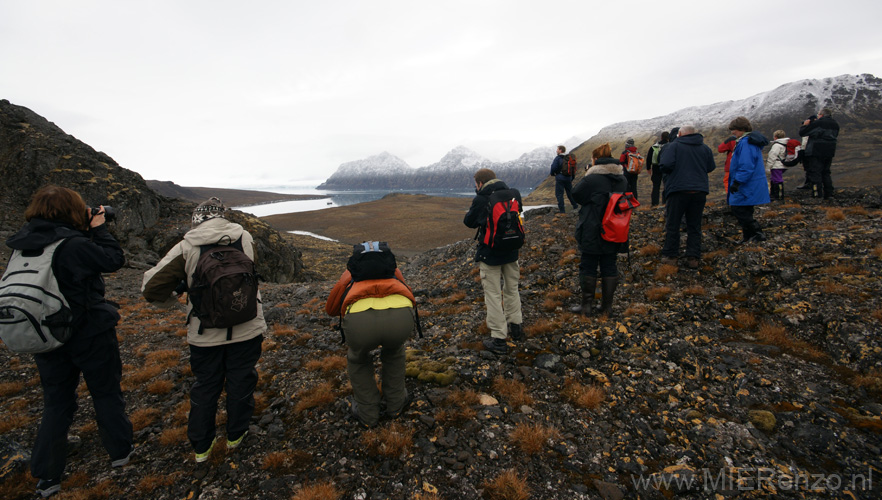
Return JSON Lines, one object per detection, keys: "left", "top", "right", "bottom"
{"left": 5, "top": 185, "right": 132, "bottom": 498}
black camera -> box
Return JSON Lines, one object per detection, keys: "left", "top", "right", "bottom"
{"left": 89, "top": 206, "right": 116, "bottom": 222}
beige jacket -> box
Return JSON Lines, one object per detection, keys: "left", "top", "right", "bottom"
{"left": 142, "top": 217, "right": 266, "bottom": 346}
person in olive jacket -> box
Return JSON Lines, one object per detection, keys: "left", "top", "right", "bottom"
{"left": 5, "top": 185, "right": 132, "bottom": 498}
{"left": 570, "top": 143, "right": 628, "bottom": 316}
{"left": 798, "top": 107, "right": 840, "bottom": 199}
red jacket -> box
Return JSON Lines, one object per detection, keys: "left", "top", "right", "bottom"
{"left": 325, "top": 268, "right": 415, "bottom": 316}
{"left": 619, "top": 146, "right": 637, "bottom": 166}
{"left": 717, "top": 138, "right": 736, "bottom": 172}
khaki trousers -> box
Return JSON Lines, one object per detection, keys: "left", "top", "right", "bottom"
{"left": 479, "top": 261, "right": 522, "bottom": 339}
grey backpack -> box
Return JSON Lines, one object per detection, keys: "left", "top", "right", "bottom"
{"left": 0, "top": 239, "right": 74, "bottom": 353}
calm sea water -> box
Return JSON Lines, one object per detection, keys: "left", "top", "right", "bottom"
{"left": 234, "top": 188, "right": 535, "bottom": 217}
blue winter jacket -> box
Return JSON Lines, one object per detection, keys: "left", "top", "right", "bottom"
{"left": 728, "top": 132, "right": 771, "bottom": 207}
{"left": 658, "top": 133, "right": 716, "bottom": 196}
{"left": 550, "top": 155, "right": 573, "bottom": 181}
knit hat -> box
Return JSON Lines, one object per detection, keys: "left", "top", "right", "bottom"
{"left": 625, "top": 137, "right": 635, "bottom": 147}
{"left": 192, "top": 197, "right": 226, "bottom": 226}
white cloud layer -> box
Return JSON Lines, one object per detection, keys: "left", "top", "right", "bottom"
{"left": 2, "top": 0, "right": 881, "bottom": 189}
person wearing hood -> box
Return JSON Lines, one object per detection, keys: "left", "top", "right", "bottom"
{"left": 727, "top": 116, "right": 771, "bottom": 243}
{"left": 658, "top": 125, "right": 716, "bottom": 269}
{"left": 717, "top": 134, "right": 737, "bottom": 194}
{"left": 766, "top": 130, "right": 790, "bottom": 201}
{"left": 618, "top": 137, "right": 641, "bottom": 200}
{"left": 645, "top": 131, "right": 669, "bottom": 207}
{"left": 569, "top": 143, "right": 629, "bottom": 316}
{"left": 463, "top": 169, "right": 523, "bottom": 355}
{"left": 798, "top": 107, "right": 840, "bottom": 199}
{"left": 5, "top": 185, "right": 132, "bottom": 498}
{"left": 142, "top": 197, "right": 266, "bottom": 463}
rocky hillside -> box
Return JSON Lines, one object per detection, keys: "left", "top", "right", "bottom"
{"left": 528, "top": 74, "right": 882, "bottom": 206}
{"left": 2, "top": 188, "right": 881, "bottom": 499}
{"left": 0, "top": 100, "right": 303, "bottom": 282}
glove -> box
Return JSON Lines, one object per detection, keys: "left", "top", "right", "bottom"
{"left": 730, "top": 181, "right": 741, "bottom": 193}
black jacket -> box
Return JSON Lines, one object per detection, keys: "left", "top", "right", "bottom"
{"left": 5, "top": 218, "right": 124, "bottom": 337}
{"left": 463, "top": 179, "right": 521, "bottom": 265}
{"left": 658, "top": 133, "right": 716, "bottom": 195}
{"left": 798, "top": 115, "right": 839, "bottom": 158}
{"left": 572, "top": 158, "right": 629, "bottom": 255}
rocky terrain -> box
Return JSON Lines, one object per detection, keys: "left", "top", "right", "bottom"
{"left": 2, "top": 186, "right": 881, "bottom": 499}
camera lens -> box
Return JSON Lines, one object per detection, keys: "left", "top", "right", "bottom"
{"left": 90, "top": 206, "right": 116, "bottom": 222}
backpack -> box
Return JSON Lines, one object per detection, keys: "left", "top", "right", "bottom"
{"left": 625, "top": 151, "right": 645, "bottom": 174}
{"left": 188, "top": 238, "right": 259, "bottom": 338}
{"left": 562, "top": 154, "right": 577, "bottom": 177}
{"left": 601, "top": 192, "right": 640, "bottom": 243}
{"left": 650, "top": 143, "right": 662, "bottom": 167}
{"left": 781, "top": 138, "right": 803, "bottom": 167}
{"left": 337, "top": 241, "right": 422, "bottom": 343}
{"left": 0, "top": 239, "right": 74, "bottom": 353}
{"left": 482, "top": 189, "right": 525, "bottom": 252}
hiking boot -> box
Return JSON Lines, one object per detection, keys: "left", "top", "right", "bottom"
{"left": 194, "top": 438, "right": 216, "bottom": 463}
{"left": 685, "top": 257, "right": 700, "bottom": 270}
{"left": 384, "top": 391, "right": 413, "bottom": 419}
{"left": 349, "top": 397, "right": 375, "bottom": 428}
{"left": 482, "top": 337, "right": 509, "bottom": 355}
{"left": 570, "top": 275, "right": 596, "bottom": 316}
{"left": 36, "top": 478, "right": 61, "bottom": 498}
{"left": 508, "top": 323, "right": 525, "bottom": 342}
{"left": 227, "top": 431, "right": 248, "bottom": 450}
{"left": 660, "top": 256, "right": 678, "bottom": 267}
{"left": 111, "top": 444, "right": 134, "bottom": 468}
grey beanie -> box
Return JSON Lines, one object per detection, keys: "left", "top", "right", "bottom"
{"left": 192, "top": 197, "right": 226, "bottom": 226}
{"left": 625, "top": 137, "right": 635, "bottom": 147}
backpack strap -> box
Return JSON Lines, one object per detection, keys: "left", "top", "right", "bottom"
{"left": 335, "top": 280, "right": 355, "bottom": 344}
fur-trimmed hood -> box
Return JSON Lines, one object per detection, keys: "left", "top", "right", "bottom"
{"left": 586, "top": 159, "right": 624, "bottom": 177}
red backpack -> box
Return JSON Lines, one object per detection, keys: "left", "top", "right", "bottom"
{"left": 482, "top": 189, "right": 525, "bottom": 251}
{"left": 562, "top": 154, "right": 577, "bottom": 177}
{"left": 601, "top": 192, "right": 640, "bottom": 243}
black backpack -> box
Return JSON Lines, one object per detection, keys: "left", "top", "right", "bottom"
{"left": 481, "top": 189, "right": 525, "bottom": 252}
{"left": 188, "top": 237, "right": 259, "bottom": 339}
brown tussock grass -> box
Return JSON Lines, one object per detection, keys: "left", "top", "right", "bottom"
{"left": 430, "top": 291, "right": 467, "bottom": 305}
{"left": 0, "top": 381, "right": 24, "bottom": 397}
{"left": 845, "top": 206, "right": 869, "bottom": 216}
{"left": 304, "top": 355, "right": 347, "bottom": 374}
{"left": 682, "top": 285, "right": 706, "bottom": 296}
{"left": 762, "top": 210, "right": 780, "bottom": 218}
{"left": 735, "top": 311, "right": 758, "bottom": 330}
{"left": 546, "top": 289, "right": 573, "bottom": 301}
{"left": 147, "top": 379, "right": 174, "bottom": 395}
{"left": 159, "top": 425, "right": 188, "bottom": 446}
{"left": 292, "top": 481, "right": 342, "bottom": 500}
{"left": 558, "top": 248, "right": 578, "bottom": 266}
{"left": 273, "top": 324, "right": 299, "bottom": 337}
{"left": 294, "top": 332, "right": 313, "bottom": 345}
{"left": 294, "top": 381, "right": 337, "bottom": 413}
{"left": 819, "top": 280, "right": 852, "bottom": 296}
{"left": 492, "top": 376, "right": 534, "bottom": 407}
{"left": 826, "top": 208, "right": 845, "bottom": 221}
{"left": 645, "top": 286, "right": 673, "bottom": 301}
{"left": 361, "top": 422, "right": 414, "bottom": 457}
{"left": 788, "top": 213, "right": 805, "bottom": 223}
{"left": 130, "top": 407, "right": 160, "bottom": 432}
{"left": 639, "top": 243, "right": 661, "bottom": 256}
{"left": 542, "top": 298, "right": 563, "bottom": 312}
{"left": 0, "top": 414, "right": 33, "bottom": 434}
{"left": 623, "top": 303, "right": 648, "bottom": 317}
{"left": 0, "top": 471, "right": 34, "bottom": 499}
{"left": 562, "top": 379, "right": 605, "bottom": 409}
{"left": 173, "top": 399, "right": 190, "bottom": 424}
{"left": 654, "top": 264, "right": 678, "bottom": 280}
{"left": 274, "top": 302, "right": 291, "bottom": 308}
{"left": 137, "top": 472, "right": 183, "bottom": 494}
{"left": 437, "top": 389, "right": 479, "bottom": 423}
{"left": 435, "top": 304, "right": 472, "bottom": 316}
{"left": 477, "top": 322, "right": 490, "bottom": 335}
{"left": 704, "top": 249, "right": 729, "bottom": 260}
{"left": 61, "top": 479, "right": 117, "bottom": 499}
{"left": 483, "top": 469, "right": 531, "bottom": 500}
{"left": 525, "top": 319, "right": 556, "bottom": 337}
{"left": 852, "top": 369, "right": 882, "bottom": 392}
{"left": 822, "top": 263, "right": 860, "bottom": 275}
{"left": 754, "top": 323, "right": 826, "bottom": 361}
{"left": 262, "top": 450, "right": 293, "bottom": 470}
{"left": 510, "top": 422, "right": 558, "bottom": 455}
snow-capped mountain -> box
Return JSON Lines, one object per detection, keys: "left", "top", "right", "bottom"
{"left": 316, "top": 152, "right": 413, "bottom": 189}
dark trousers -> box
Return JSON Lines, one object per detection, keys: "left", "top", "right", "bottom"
{"left": 579, "top": 252, "right": 617, "bottom": 278}
{"left": 805, "top": 155, "right": 834, "bottom": 197}
{"left": 650, "top": 170, "right": 663, "bottom": 206}
{"left": 188, "top": 335, "right": 263, "bottom": 452}
{"left": 730, "top": 205, "right": 760, "bottom": 239}
{"left": 624, "top": 172, "right": 639, "bottom": 200}
{"left": 555, "top": 179, "right": 577, "bottom": 212}
{"left": 662, "top": 191, "right": 706, "bottom": 258}
{"left": 31, "top": 329, "right": 132, "bottom": 480}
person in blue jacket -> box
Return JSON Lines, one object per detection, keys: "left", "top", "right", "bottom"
{"left": 549, "top": 145, "right": 578, "bottom": 214}
{"left": 727, "top": 116, "right": 770, "bottom": 243}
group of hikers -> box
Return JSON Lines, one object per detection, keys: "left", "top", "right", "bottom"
{"left": 2, "top": 107, "right": 839, "bottom": 498}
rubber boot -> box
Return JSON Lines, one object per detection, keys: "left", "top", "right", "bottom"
{"left": 811, "top": 183, "right": 821, "bottom": 198}
{"left": 570, "top": 275, "right": 596, "bottom": 316}
{"left": 598, "top": 276, "right": 618, "bottom": 315}
{"left": 749, "top": 221, "right": 767, "bottom": 242}
{"left": 771, "top": 182, "right": 783, "bottom": 201}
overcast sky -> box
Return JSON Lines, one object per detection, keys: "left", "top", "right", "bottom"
{"left": 3, "top": 1, "right": 882, "bottom": 190}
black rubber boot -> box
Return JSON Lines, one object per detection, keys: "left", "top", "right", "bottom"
{"left": 570, "top": 275, "right": 596, "bottom": 316}
{"left": 598, "top": 276, "right": 618, "bottom": 315}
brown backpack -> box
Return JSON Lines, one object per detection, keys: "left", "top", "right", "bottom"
{"left": 188, "top": 238, "right": 258, "bottom": 338}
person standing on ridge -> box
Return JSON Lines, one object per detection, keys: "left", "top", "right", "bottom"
{"left": 5, "top": 185, "right": 133, "bottom": 498}
{"left": 658, "top": 125, "right": 716, "bottom": 270}
{"left": 717, "top": 133, "right": 737, "bottom": 195}
{"left": 727, "top": 116, "right": 770, "bottom": 243}
{"left": 766, "top": 130, "right": 790, "bottom": 201}
{"left": 619, "top": 137, "right": 641, "bottom": 200}
{"left": 798, "top": 107, "right": 840, "bottom": 199}
{"left": 463, "top": 168, "right": 524, "bottom": 355}
{"left": 645, "top": 131, "right": 669, "bottom": 208}
{"left": 549, "top": 145, "right": 578, "bottom": 214}
{"left": 142, "top": 197, "right": 266, "bottom": 463}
